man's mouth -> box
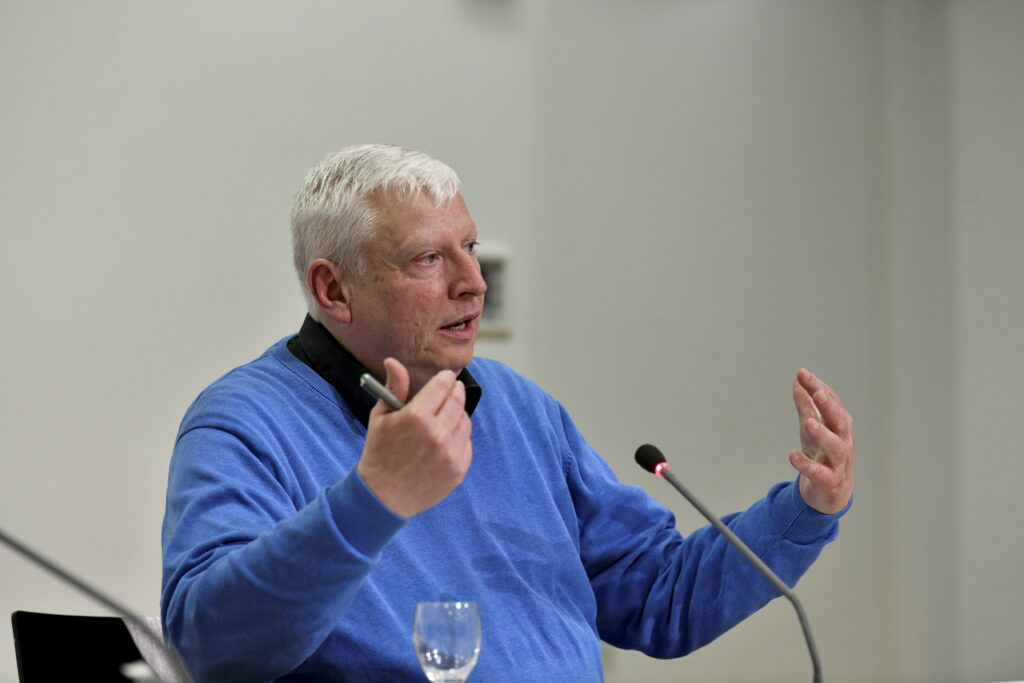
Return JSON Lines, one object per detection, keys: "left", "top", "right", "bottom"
{"left": 440, "top": 313, "right": 479, "bottom": 331}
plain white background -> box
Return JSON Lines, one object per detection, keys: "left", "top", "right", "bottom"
{"left": 1, "top": 1, "right": 1021, "bottom": 681}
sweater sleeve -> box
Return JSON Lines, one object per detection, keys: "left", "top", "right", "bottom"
{"left": 559, "top": 406, "right": 848, "bottom": 658}
{"left": 161, "top": 421, "right": 405, "bottom": 682}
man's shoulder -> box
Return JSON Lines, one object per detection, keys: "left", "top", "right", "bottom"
{"left": 181, "top": 336, "right": 330, "bottom": 427}
{"left": 468, "top": 356, "right": 536, "bottom": 390}
{"left": 468, "top": 357, "right": 560, "bottom": 411}
{"left": 198, "top": 337, "right": 297, "bottom": 391}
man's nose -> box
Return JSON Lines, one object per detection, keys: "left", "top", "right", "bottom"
{"left": 451, "top": 252, "right": 487, "bottom": 298}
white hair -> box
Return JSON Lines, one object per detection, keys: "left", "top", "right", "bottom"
{"left": 290, "top": 144, "right": 462, "bottom": 319}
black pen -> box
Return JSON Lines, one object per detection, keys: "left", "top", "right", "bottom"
{"left": 359, "top": 373, "right": 404, "bottom": 410}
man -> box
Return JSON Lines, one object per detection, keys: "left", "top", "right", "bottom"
{"left": 161, "top": 144, "right": 855, "bottom": 682}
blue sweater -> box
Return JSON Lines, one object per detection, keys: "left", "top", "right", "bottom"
{"left": 161, "top": 338, "right": 845, "bottom": 682}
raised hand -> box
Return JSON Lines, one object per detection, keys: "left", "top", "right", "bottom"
{"left": 788, "top": 368, "right": 855, "bottom": 515}
{"left": 357, "top": 357, "right": 474, "bottom": 518}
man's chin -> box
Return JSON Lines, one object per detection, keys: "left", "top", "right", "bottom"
{"left": 440, "top": 343, "right": 475, "bottom": 370}
{"left": 407, "top": 352, "right": 474, "bottom": 392}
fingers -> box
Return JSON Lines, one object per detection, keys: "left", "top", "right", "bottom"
{"left": 369, "top": 361, "right": 468, "bottom": 442}
{"left": 407, "top": 372, "right": 469, "bottom": 451}
{"left": 360, "top": 364, "right": 474, "bottom": 518}
{"left": 814, "top": 389, "right": 853, "bottom": 441}
{"left": 441, "top": 379, "right": 469, "bottom": 427}
{"left": 796, "top": 367, "right": 834, "bottom": 400}
{"left": 790, "top": 369, "right": 856, "bottom": 514}
{"left": 370, "top": 360, "right": 460, "bottom": 421}
{"left": 799, "top": 369, "right": 852, "bottom": 430}
{"left": 792, "top": 376, "right": 822, "bottom": 426}
{"left": 800, "top": 416, "right": 845, "bottom": 464}
{"left": 789, "top": 449, "right": 828, "bottom": 482}
{"left": 408, "top": 368, "right": 459, "bottom": 413}
{"left": 795, "top": 369, "right": 854, "bottom": 438}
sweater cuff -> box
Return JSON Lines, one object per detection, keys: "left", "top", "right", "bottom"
{"left": 769, "top": 477, "right": 852, "bottom": 545}
{"left": 325, "top": 468, "right": 406, "bottom": 559}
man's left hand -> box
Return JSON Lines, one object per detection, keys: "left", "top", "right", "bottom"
{"left": 789, "top": 368, "right": 856, "bottom": 515}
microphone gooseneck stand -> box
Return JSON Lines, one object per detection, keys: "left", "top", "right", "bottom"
{"left": 635, "top": 444, "right": 823, "bottom": 683}
{"left": 0, "top": 525, "right": 192, "bottom": 683}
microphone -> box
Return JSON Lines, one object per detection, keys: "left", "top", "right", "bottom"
{"left": 0, "top": 525, "right": 193, "bottom": 682}
{"left": 634, "top": 444, "right": 823, "bottom": 683}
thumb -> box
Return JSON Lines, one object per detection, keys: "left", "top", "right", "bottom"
{"left": 382, "top": 357, "right": 410, "bottom": 406}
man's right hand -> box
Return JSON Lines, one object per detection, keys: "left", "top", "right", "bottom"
{"left": 357, "top": 357, "right": 473, "bottom": 518}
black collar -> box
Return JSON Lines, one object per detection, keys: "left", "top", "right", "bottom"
{"left": 287, "top": 315, "right": 481, "bottom": 427}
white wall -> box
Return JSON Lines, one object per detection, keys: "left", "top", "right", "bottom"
{"left": 0, "top": 2, "right": 539, "bottom": 680}
{"left": 880, "top": 2, "right": 960, "bottom": 679}
{"left": 880, "top": 2, "right": 1024, "bottom": 680}
{"left": 949, "top": 2, "right": 1024, "bottom": 681}
{"left": 2, "top": 2, "right": 1022, "bottom": 682}
{"left": 534, "top": 2, "right": 885, "bottom": 681}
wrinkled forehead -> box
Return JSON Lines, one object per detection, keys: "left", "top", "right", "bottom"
{"left": 365, "top": 190, "right": 473, "bottom": 251}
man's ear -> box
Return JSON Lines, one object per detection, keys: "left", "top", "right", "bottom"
{"left": 307, "top": 258, "right": 354, "bottom": 324}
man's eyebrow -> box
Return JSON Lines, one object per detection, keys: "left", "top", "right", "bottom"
{"left": 399, "top": 232, "right": 478, "bottom": 252}
{"left": 397, "top": 239, "right": 436, "bottom": 253}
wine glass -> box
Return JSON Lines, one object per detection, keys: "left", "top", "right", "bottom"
{"left": 412, "top": 601, "right": 481, "bottom": 682}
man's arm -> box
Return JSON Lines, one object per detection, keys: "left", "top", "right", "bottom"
{"left": 161, "top": 358, "right": 473, "bottom": 682}
{"left": 565, "top": 371, "right": 854, "bottom": 657}
{"left": 162, "top": 434, "right": 405, "bottom": 681}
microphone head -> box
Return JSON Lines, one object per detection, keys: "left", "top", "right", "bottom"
{"left": 635, "top": 444, "right": 667, "bottom": 474}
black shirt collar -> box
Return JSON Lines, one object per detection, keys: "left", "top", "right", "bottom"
{"left": 287, "top": 315, "right": 481, "bottom": 427}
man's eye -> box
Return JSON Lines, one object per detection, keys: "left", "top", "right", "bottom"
{"left": 466, "top": 241, "right": 479, "bottom": 254}
{"left": 419, "top": 253, "right": 440, "bottom": 265}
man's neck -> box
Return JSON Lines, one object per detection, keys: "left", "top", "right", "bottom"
{"left": 287, "top": 315, "right": 481, "bottom": 426}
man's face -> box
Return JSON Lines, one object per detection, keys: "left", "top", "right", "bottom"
{"left": 340, "top": 191, "right": 487, "bottom": 394}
